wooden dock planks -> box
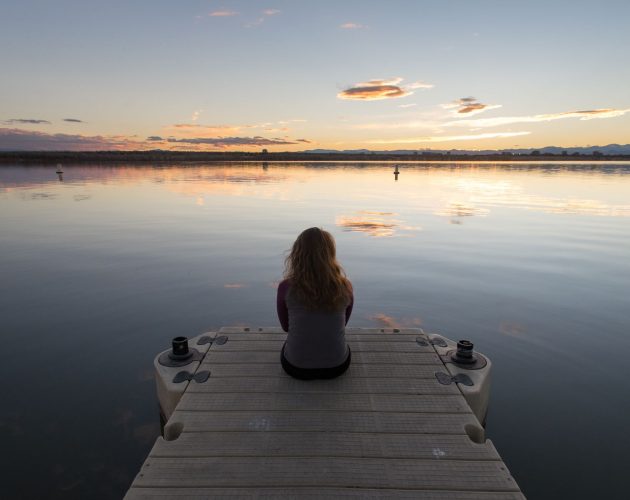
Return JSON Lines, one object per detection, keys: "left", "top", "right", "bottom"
{"left": 126, "top": 328, "right": 524, "bottom": 499}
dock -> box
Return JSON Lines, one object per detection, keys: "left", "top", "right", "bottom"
{"left": 126, "top": 327, "right": 524, "bottom": 499}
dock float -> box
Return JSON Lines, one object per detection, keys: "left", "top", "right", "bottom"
{"left": 126, "top": 327, "right": 524, "bottom": 499}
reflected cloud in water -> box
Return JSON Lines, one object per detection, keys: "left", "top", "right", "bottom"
{"left": 499, "top": 321, "right": 527, "bottom": 338}
{"left": 4, "top": 164, "right": 630, "bottom": 219}
{"left": 224, "top": 283, "right": 248, "bottom": 289}
{"left": 336, "top": 210, "right": 421, "bottom": 237}
{"left": 486, "top": 195, "right": 630, "bottom": 217}
{"left": 369, "top": 313, "right": 423, "bottom": 329}
{"left": 111, "top": 408, "right": 159, "bottom": 444}
{"left": 444, "top": 176, "right": 630, "bottom": 217}
{"left": 434, "top": 202, "right": 490, "bottom": 218}
{"left": 112, "top": 408, "right": 134, "bottom": 434}
{"left": 132, "top": 423, "right": 159, "bottom": 445}
{"left": 0, "top": 412, "right": 24, "bottom": 437}
{"left": 137, "top": 369, "right": 154, "bottom": 382}
{"left": 370, "top": 313, "right": 400, "bottom": 328}
{"left": 21, "top": 191, "right": 58, "bottom": 200}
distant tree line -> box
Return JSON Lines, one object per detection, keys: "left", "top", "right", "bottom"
{"left": 0, "top": 149, "right": 627, "bottom": 164}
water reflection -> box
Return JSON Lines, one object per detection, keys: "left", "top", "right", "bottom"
{"left": 4, "top": 163, "right": 630, "bottom": 219}
{"left": 336, "top": 211, "right": 421, "bottom": 237}
{"left": 2, "top": 162, "right": 630, "bottom": 500}
{"left": 369, "top": 313, "right": 423, "bottom": 329}
{"left": 23, "top": 191, "right": 57, "bottom": 200}
{"left": 499, "top": 321, "right": 527, "bottom": 338}
{"left": 441, "top": 175, "right": 630, "bottom": 217}
{"left": 434, "top": 202, "right": 490, "bottom": 218}
{"left": 480, "top": 194, "right": 630, "bottom": 217}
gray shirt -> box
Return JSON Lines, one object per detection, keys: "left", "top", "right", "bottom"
{"left": 277, "top": 280, "right": 353, "bottom": 369}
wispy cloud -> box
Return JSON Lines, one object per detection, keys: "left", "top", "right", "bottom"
{"left": 246, "top": 8, "right": 281, "bottom": 27}
{"left": 4, "top": 118, "right": 51, "bottom": 125}
{"left": 406, "top": 81, "right": 434, "bottom": 90}
{"left": 445, "top": 108, "right": 630, "bottom": 128}
{"left": 340, "top": 22, "right": 366, "bottom": 29}
{"left": 0, "top": 128, "right": 139, "bottom": 150}
{"left": 165, "top": 120, "right": 305, "bottom": 138}
{"left": 0, "top": 127, "right": 309, "bottom": 151}
{"left": 356, "top": 119, "right": 441, "bottom": 130}
{"left": 372, "top": 131, "right": 531, "bottom": 144}
{"left": 209, "top": 10, "right": 238, "bottom": 17}
{"left": 168, "top": 123, "right": 242, "bottom": 136}
{"left": 191, "top": 110, "right": 202, "bottom": 122}
{"left": 338, "top": 77, "right": 433, "bottom": 101}
{"left": 63, "top": 118, "right": 84, "bottom": 123}
{"left": 277, "top": 118, "right": 307, "bottom": 124}
{"left": 442, "top": 97, "right": 502, "bottom": 116}
{"left": 398, "top": 103, "right": 417, "bottom": 108}
{"left": 166, "top": 136, "right": 302, "bottom": 147}
{"left": 263, "top": 127, "right": 288, "bottom": 132}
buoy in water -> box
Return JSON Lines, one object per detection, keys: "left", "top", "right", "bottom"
{"left": 55, "top": 163, "right": 64, "bottom": 174}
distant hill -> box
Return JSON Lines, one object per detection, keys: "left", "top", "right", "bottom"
{"left": 305, "top": 144, "right": 630, "bottom": 156}
{"left": 2, "top": 145, "right": 630, "bottom": 164}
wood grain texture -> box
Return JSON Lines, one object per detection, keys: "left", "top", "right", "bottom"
{"left": 150, "top": 431, "right": 500, "bottom": 460}
{"left": 130, "top": 457, "right": 520, "bottom": 491}
{"left": 209, "top": 340, "right": 435, "bottom": 353}
{"left": 202, "top": 363, "right": 441, "bottom": 379}
{"left": 201, "top": 332, "right": 427, "bottom": 343}
{"left": 201, "top": 350, "right": 442, "bottom": 365}
{"left": 166, "top": 410, "right": 481, "bottom": 434}
{"left": 126, "top": 487, "right": 526, "bottom": 499}
{"left": 186, "top": 376, "right": 460, "bottom": 395}
{"left": 176, "top": 392, "right": 470, "bottom": 413}
{"left": 217, "top": 327, "right": 427, "bottom": 336}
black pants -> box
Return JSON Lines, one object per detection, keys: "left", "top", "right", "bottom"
{"left": 281, "top": 344, "right": 351, "bottom": 380}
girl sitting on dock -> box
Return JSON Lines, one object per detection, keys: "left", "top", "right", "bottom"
{"left": 276, "top": 227, "right": 354, "bottom": 380}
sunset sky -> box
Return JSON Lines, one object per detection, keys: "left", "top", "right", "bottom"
{"left": 1, "top": 0, "right": 629, "bottom": 152}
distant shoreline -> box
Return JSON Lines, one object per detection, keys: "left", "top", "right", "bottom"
{"left": 1, "top": 151, "right": 630, "bottom": 164}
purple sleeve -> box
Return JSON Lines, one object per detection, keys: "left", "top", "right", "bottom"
{"left": 276, "top": 279, "right": 290, "bottom": 332}
{"left": 345, "top": 291, "right": 354, "bottom": 325}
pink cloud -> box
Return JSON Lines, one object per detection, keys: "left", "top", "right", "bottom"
{"left": 338, "top": 77, "right": 433, "bottom": 101}
{"left": 209, "top": 10, "right": 238, "bottom": 17}
{"left": 340, "top": 22, "right": 366, "bottom": 29}
{"left": 0, "top": 128, "right": 144, "bottom": 151}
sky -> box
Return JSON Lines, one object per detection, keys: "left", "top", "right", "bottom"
{"left": 1, "top": 0, "right": 629, "bottom": 152}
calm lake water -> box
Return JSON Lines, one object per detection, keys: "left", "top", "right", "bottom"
{"left": 1, "top": 162, "right": 629, "bottom": 499}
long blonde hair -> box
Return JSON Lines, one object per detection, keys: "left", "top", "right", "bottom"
{"left": 284, "top": 227, "right": 352, "bottom": 310}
